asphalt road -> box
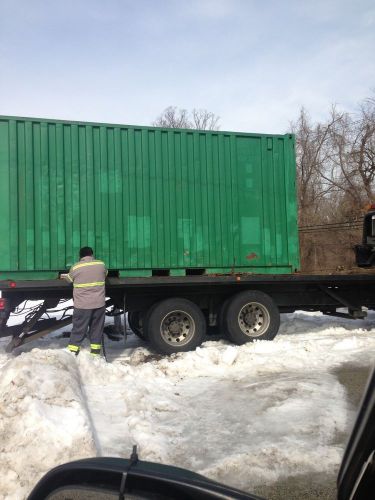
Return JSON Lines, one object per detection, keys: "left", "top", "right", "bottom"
{"left": 251, "top": 363, "right": 372, "bottom": 500}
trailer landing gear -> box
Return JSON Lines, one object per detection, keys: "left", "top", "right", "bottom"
{"left": 320, "top": 286, "right": 367, "bottom": 320}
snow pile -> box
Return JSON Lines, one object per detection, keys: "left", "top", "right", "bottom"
{"left": 198, "top": 374, "right": 347, "bottom": 489}
{"left": 0, "top": 349, "right": 97, "bottom": 499}
{"left": 83, "top": 314, "right": 374, "bottom": 491}
{"left": 77, "top": 351, "right": 182, "bottom": 463}
{"left": 81, "top": 348, "right": 353, "bottom": 491}
{"left": 0, "top": 310, "right": 374, "bottom": 498}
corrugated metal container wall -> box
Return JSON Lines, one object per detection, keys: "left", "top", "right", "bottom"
{"left": 0, "top": 116, "right": 300, "bottom": 279}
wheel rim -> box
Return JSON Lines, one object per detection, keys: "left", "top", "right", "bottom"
{"left": 237, "top": 302, "right": 270, "bottom": 337}
{"left": 160, "top": 310, "right": 195, "bottom": 346}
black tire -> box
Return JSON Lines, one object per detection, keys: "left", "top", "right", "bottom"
{"left": 144, "top": 298, "right": 206, "bottom": 355}
{"left": 224, "top": 290, "right": 280, "bottom": 345}
{"left": 217, "top": 298, "right": 231, "bottom": 336}
{"left": 128, "top": 311, "right": 145, "bottom": 340}
{"left": 142, "top": 301, "right": 161, "bottom": 340}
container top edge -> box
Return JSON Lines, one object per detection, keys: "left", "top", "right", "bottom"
{"left": 0, "top": 114, "right": 294, "bottom": 139}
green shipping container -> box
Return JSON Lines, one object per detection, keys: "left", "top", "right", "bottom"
{"left": 0, "top": 116, "right": 300, "bottom": 280}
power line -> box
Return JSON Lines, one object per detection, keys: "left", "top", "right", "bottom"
{"left": 299, "top": 219, "right": 363, "bottom": 229}
{"left": 299, "top": 226, "right": 362, "bottom": 232}
{"left": 299, "top": 225, "right": 362, "bottom": 233}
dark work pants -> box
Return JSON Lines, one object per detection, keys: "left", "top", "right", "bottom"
{"left": 69, "top": 307, "right": 106, "bottom": 347}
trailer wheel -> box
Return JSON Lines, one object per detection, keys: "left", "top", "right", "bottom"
{"left": 145, "top": 298, "right": 206, "bottom": 355}
{"left": 128, "top": 311, "right": 145, "bottom": 340}
{"left": 224, "top": 291, "right": 280, "bottom": 344}
{"left": 218, "top": 298, "right": 231, "bottom": 336}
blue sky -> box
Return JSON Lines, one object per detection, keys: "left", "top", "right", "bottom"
{"left": 0, "top": 0, "right": 374, "bottom": 133}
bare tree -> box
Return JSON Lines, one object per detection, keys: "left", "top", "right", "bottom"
{"left": 293, "top": 96, "right": 375, "bottom": 225}
{"left": 291, "top": 108, "right": 339, "bottom": 225}
{"left": 349, "top": 99, "right": 375, "bottom": 203}
{"left": 292, "top": 95, "right": 375, "bottom": 272}
{"left": 153, "top": 106, "right": 191, "bottom": 128}
{"left": 316, "top": 100, "right": 375, "bottom": 217}
{"left": 153, "top": 106, "right": 220, "bottom": 131}
{"left": 191, "top": 109, "right": 220, "bottom": 130}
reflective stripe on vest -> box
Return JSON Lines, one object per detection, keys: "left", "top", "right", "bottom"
{"left": 73, "top": 281, "right": 105, "bottom": 288}
{"left": 72, "top": 261, "right": 105, "bottom": 271}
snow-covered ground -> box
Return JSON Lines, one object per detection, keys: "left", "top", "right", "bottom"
{"left": 0, "top": 308, "right": 374, "bottom": 499}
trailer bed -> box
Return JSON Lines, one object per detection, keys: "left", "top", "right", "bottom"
{"left": 1, "top": 272, "right": 374, "bottom": 353}
{"left": 1, "top": 272, "right": 375, "bottom": 310}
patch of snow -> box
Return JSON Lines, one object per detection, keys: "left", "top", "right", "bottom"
{"left": 0, "top": 310, "right": 374, "bottom": 498}
{"left": 0, "top": 350, "right": 96, "bottom": 499}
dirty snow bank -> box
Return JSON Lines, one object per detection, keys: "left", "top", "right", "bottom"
{"left": 0, "top": 349, "right": 97, "bottom": 499}
{"left": 0, "top": 311, "right": 374, "bottom": 497}
{"left": 78, "top": 316, "right": 375, "bottom": 491}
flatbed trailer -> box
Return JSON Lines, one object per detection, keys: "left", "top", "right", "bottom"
{"left": 1, "top": 116, "right": 374, "bottom": 355}
{"left": 1, "top": 272, "right": 374, "bottom": 354}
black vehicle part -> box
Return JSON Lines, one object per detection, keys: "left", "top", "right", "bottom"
{"left": 337, "top": 365, "right": 375, "bottom": 500}
{"left": 361, "top": 209, "right": 375, "bottom": 246}
{"left": 128, "top": 311, "right": 145, "bottom": 339}
{"left": 204, "top": 297, "right": 230, "bottom": 337}
{"left": 5, "top": 299, "right": 73, "bottom": 352}
{"left": 27, "top": 455, "right": 261, "bottom": 500}
{"left": 355, "top": 244, "right": 375, "bottom": 267}
{"left": 224, "top": 290, "right": 280, "bottom": 344}
{"left": 119, "top": 445, "right": 139, "bottom": 500}
{"left": 6, "top": 317, "right": 73, "bottom": 352}
{"left": 142, "top": 301, "right": 162, "bottom": 340}
{"left": 320, "top": 286, "right": 367, "bottom": 319}
{"left": 144, "top": 298, "right": 206, "bottom": 355}
{"left": 356, "top": 209, "right": 375, "bottom": 266}
{"left": 218, "top": 297, "right": 231, "bottom": 336}
{"left": 103, "top": 307, "right": 125, "bottom": 341}
{"left": 103, "top": 324, "right": 124, "bottom": 341}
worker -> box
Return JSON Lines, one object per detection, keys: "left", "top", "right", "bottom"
{"left": 65, "top": 247, "right": 108, "bottom": 356}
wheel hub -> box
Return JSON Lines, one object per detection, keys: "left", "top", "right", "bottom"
{"left": 160, "top": 310, "right": 195, "bottom": 345}
{"left": 238, "top": 302, "right": 270, "bottom": 337}
{"left": 168, "top": 320, "right": 182, "bottom": 335}
{"left": 244, "top": 311, "right": 256, "bottom": 324}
